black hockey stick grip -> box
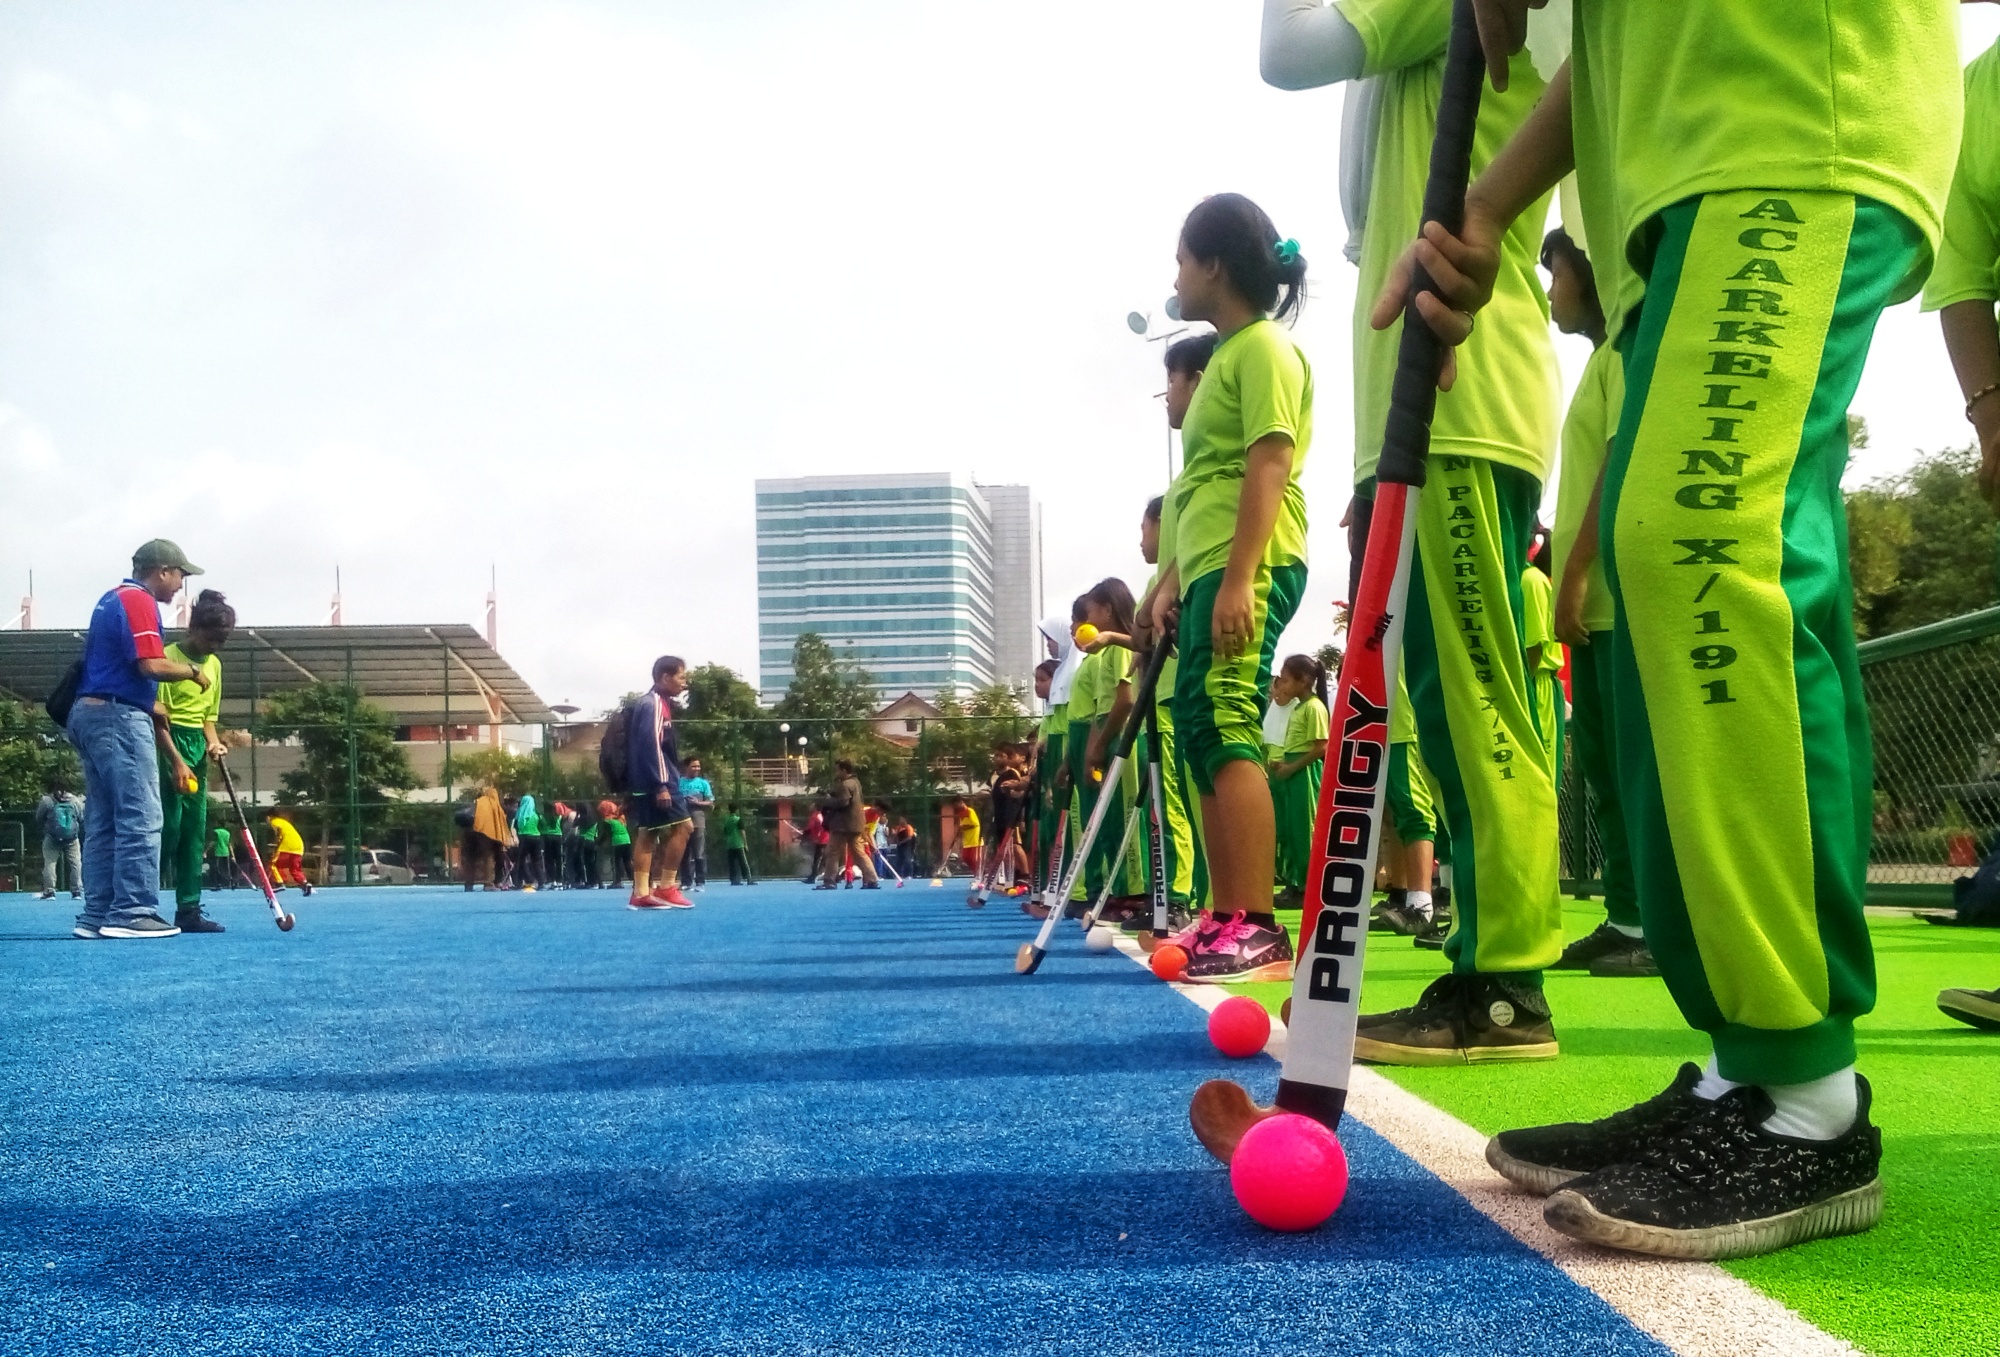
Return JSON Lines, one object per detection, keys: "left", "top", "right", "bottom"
{"left": 1377, "top": 0, "right": 1486, "bottom": 489}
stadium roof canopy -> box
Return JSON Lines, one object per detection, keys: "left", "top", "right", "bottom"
{"left": 0, "top": 624, "right": 557, "bottom": 726}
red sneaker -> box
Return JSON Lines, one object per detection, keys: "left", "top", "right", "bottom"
{"left": 627, "top": 893, "right": 667, "bottom": 910}
{"left": 657, "top": 885, "right": 695, "bottom": 909}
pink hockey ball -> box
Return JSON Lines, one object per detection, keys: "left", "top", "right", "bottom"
{"left": 1230, "top": 1113, "right": 1348, "bottom": 1231}
{"left": 1207, "top": 995, "right": 1272, "bottom": 1058}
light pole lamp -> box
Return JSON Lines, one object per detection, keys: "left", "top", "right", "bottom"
{"left": 1127, "top": 298, "right": 1197, "bottom": 483}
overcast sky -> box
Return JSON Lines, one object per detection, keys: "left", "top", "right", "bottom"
{"left": 3, "top": 2, "right": 1996, "bottom": 713}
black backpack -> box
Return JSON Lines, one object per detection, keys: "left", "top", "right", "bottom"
{"left": 599, "top": 700, "right": 635, "bottom": 793}
{"left": 45, "top": 659, "right": 83, "bottom": 728}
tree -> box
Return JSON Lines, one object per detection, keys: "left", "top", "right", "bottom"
{"left": 679, "top": 662, "right": 781, "bottom": 777}
{"left": 925, "top": 682, "right": 1031, "bottom": 788}
{"left": 775, "top": 633, "right": 878, "bottom": 725}
{"left": 1846, "top": 442, "right": 1998, "bottom": 638}
{"left": 443, "top": 747, "right": 540, "bottom": 796}
{"left": 257, "top": 682, "right": 419, "bottom": 867}
{"left": 0, "top": 700, "right": 79, "bottom": 810}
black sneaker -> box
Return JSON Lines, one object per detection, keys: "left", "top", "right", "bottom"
{"left": 1553, "top": 921, "right": 1634, "bottom": 970}
{"left": 1938, "top": 986, "right": 2000, "bottom": 1030}
{"left": 1412, "top": 905, "right": 1452, "bottom": 950}
{"left": 99, "top": 913, "right": 182, "bottom": 939}
{"left": 175, "top": 908, "right": 226, "bottom": 934}
{"left": 1183, "top": 915, "right": 1295, "bottom": 983}
{"left": 301, "top": 882, "right": 315, "bottom": 897}
{"left": 1353, "top": 974, "right": 1558, "bottom": 1065}
{"left": 1375, "top": 901, "right": 1433, "bottom": 936}
{"left": 1543, "top": 1079, "right": 1883, "bottom": 1259}
{"left": 1590, "top": 941, "right": 1661, "bottom": 978}
{"left": 38, "top": 889, "right": 56, "bottom": 900}
{"left": 1486, "top": 1062, "right": 1707, "bottom": 1194}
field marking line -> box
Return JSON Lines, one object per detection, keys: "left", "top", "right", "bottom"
{"left": 1108, "top": 933, "right": 1862, "bottom": 1357}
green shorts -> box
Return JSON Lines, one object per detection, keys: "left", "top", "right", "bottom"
{"left": 1173, "top": 563, "right": 1307, "bottom": 796}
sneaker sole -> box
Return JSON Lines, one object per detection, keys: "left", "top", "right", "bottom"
{"left": 1543, "top": 1177, "right": 1882, "bottom": 1260}
{"left": 72, "top": 927, "right": 101, "bottom": 940}
{"left": 1353, "top": 1035, "right": 1560, "bottom": 1066}
{"left": 97, "top": 927, "right": 182, "bottom": 939}
{"left": 1183, "top": 957, "right": 1295, "bottom": 985}
{"left": 1483, "top": 1139, "right": 1586, "bottom": 1195}
{"left": 1938, "top": 990, "right": 2000, "bottom": 1030}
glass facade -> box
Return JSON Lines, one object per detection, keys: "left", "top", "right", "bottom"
{"left": 754, "top": 474, "right": 1037, "bottom": 703}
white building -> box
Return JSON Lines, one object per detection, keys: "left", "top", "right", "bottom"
{"left": 754, "top": 473, "right": 1041, "bottom": 703}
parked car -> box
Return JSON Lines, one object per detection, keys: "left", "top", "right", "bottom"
{"left": 304, "top": 847, "right": 417, "bottom": 886}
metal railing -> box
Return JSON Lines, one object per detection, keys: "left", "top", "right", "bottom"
{"left": 1558, "top": 605, "right": 2000, "bottom": 907}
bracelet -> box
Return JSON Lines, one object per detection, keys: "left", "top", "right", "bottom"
{"left": 1968, "top": 382, "right": 2000, "bottom": 422}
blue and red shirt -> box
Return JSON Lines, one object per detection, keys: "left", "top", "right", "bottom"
{"left": 79, "top": 580, "right": 165, "bottom": 709}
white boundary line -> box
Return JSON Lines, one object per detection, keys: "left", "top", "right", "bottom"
{"left": 1105, "top": 933, "right": 1862, "bottom": 1357}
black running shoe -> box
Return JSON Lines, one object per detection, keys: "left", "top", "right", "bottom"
{"left": 1354, "top": 974, "right": 1558, "bottom": 1065}
{"left": 1552, "top": 921, "right": 1634, "bottom": 970}
{"left": 174, "top": 907, "right": 226, "bottom": 934}
{"left": 1544, "top": 1079, "right": 1883, "bottom": 1260}
{"left": 1937, "top": 986, "right": 2000, "bottom": 1031}
{"left": 1486, "top": 1062, "right": 1707, "bottom": 1194}
{"left": 1590, "top": 941, "right": 1661, "bottom": 978}
{"left": 1375, "top": 901, "right": 1433, "bottom": 936}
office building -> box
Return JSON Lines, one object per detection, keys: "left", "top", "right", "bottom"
{"left": 754, "top": 473, "right": 1042, "bottom": 703}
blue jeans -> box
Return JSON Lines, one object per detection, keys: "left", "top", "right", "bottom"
{"left": 68, "top": 697, "right": 164, "bottom": 927}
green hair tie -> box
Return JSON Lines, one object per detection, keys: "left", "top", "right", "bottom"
{"left": 1274, "top": 237, "right": 1301, "bottom": 265}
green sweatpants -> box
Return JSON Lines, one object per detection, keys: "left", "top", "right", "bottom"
{"left": 1175, "top": 564, "right": 1308, "bottom": 794}
{"left": 1271, "top": 753, "right": 1322, "bottom": 896}
{"left": 1038, "top": 731, "right": 1069, "bottom": 893}
{"left": 1144, "top": 714, "right": 1197, "bottom": 904}
{"left": 1386, "top": 741, "right": 1437, "bottom": 845}
{"left": 1603, "top": 191, "right": 1914, "bottom": 1085}
{"left": 1402, "top": 457, "right": 1564, "bottom": 981}
{"left": 158, "top": 725, "right": 209, "bottom": 909}
{"left": 1067, "top": 719, "right": 1139, "bottom": 900}
{"left": 1568, "top": 631, "right": 1638, "bottom": 929}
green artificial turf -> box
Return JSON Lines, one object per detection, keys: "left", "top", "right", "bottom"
{"left": 1221, "top": 901, "right": 2000, "bottom": 1357}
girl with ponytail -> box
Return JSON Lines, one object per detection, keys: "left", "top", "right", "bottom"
{"left": 1158, "top": 192, "right": 1315, "bottom": 982}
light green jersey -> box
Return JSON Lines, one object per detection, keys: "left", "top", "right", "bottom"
{"left": 1340, "top": 0, "right": 1559, "bottom": 485}
{"left": 1924, "top": 38, "right": 2000, "bottom": 311}
{"left": 1283, "top": 693, "right": 1330, "bottom": 756}
{"left": 158, "top": 642, "right": 221, "bottom": 730}
{"left": 1519, "top": 566, "right": 1562, "bottom": 674}
{"left": 1572, "top": 0, "right": 1960, "bottom": 306}
{"left": 1173, "top": 319, "right": 1311, "bottom": 585}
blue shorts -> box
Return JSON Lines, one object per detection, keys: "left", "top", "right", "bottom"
{"left": 627, "top": 791, "right": 691, "bottom": 830}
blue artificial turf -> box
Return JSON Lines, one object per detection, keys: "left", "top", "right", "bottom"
{"left": 0, "top": 883, "right": 1669, "bottom": 1356}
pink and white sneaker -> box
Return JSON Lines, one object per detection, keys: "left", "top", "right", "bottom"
{"left": 656, "top": 885, "right": 695, "bottom": 909}
{"left": 1143, "top": 908, "right": 1215, "bottom": 955}
{"left": 1184, "top": 912, "right": 1295, "bottom": 984}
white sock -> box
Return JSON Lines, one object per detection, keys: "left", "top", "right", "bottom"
{"left": 1405, "top": 889, "right": 1433, "bottom": 919}
{"left": 1610, "top": 922, "right": 1644, "bottom": 939}
{"left": 1692, "top": 1054, "right": 1741, "bottom": 1101}
{"left": 1760, "top": 1066, "right": 1859, "bottom": 1141}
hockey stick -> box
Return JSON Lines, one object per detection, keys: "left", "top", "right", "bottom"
{"left": 1078, "top": 800, "right": 1144, "bottom": 932}
{"left": 212, "top": 757, "right": 295, "bottom": 931}
{"left": 1016, "top": 641, "right": 1171, "bottom": 974}
{"left": 1189, "top": 0, "right": 1483, "bottom": 1162}
{"left": 1031, "top": 787, "right": 1070, "bottom": 915}
{"left": 967, "top": 825, "right": 1015, "bottom": 907}
{"left": 1143, "top": 700, "right": 1171, "bottom": 938}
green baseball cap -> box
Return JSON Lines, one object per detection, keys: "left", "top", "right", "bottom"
{"left": 131, "top": 539, "right": 204, "bottom": 576}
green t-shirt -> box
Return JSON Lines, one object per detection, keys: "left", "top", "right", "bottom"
{"left": 211, "top": 826, "right": 233, "bottom": 856}
{"left": 608, "top": 818, "right": 631, "bottom": 847}
{"left": 1340, "top": 0, "right": 1559, "bottom": 485}
{"left": 1924, "top": 38, "right": 2000, "bottom": 311}
{"left": 158, "top": 642, "right": 221, "bottom": 730}
{"left": 1550, "top": 341, "right": 1622, "bottom": 635}
{"left": 1283, "top": 694, "right": 1331, "bottom": 756}
{"left": 1068, "top": 648, "right": 1115, "bottom": 724}
{"left": 1572, "top": 0, "right": 1960, "bottom": 306}
{"left": 1173, "top": 319, "right": 1311, "bottom": 585}
{"left": 581, "top": 823, "right": 599, "bottom": 843}
{"left": 721, "top": 812, "right": 746, "bottom": 849}
{"left": 540, "top": 811, "right": 563, "bottom": 837}
{"left": 1039, "top": 703, "right": 1068, "bottom": 738}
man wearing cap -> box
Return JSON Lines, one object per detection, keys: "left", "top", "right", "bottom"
{"left": 69, "top": 540, "right": 210, "bottom": 939}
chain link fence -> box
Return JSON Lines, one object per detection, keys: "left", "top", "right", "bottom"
{"left": 1558, "top": 605, "right": 2000, "bottom": 906}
